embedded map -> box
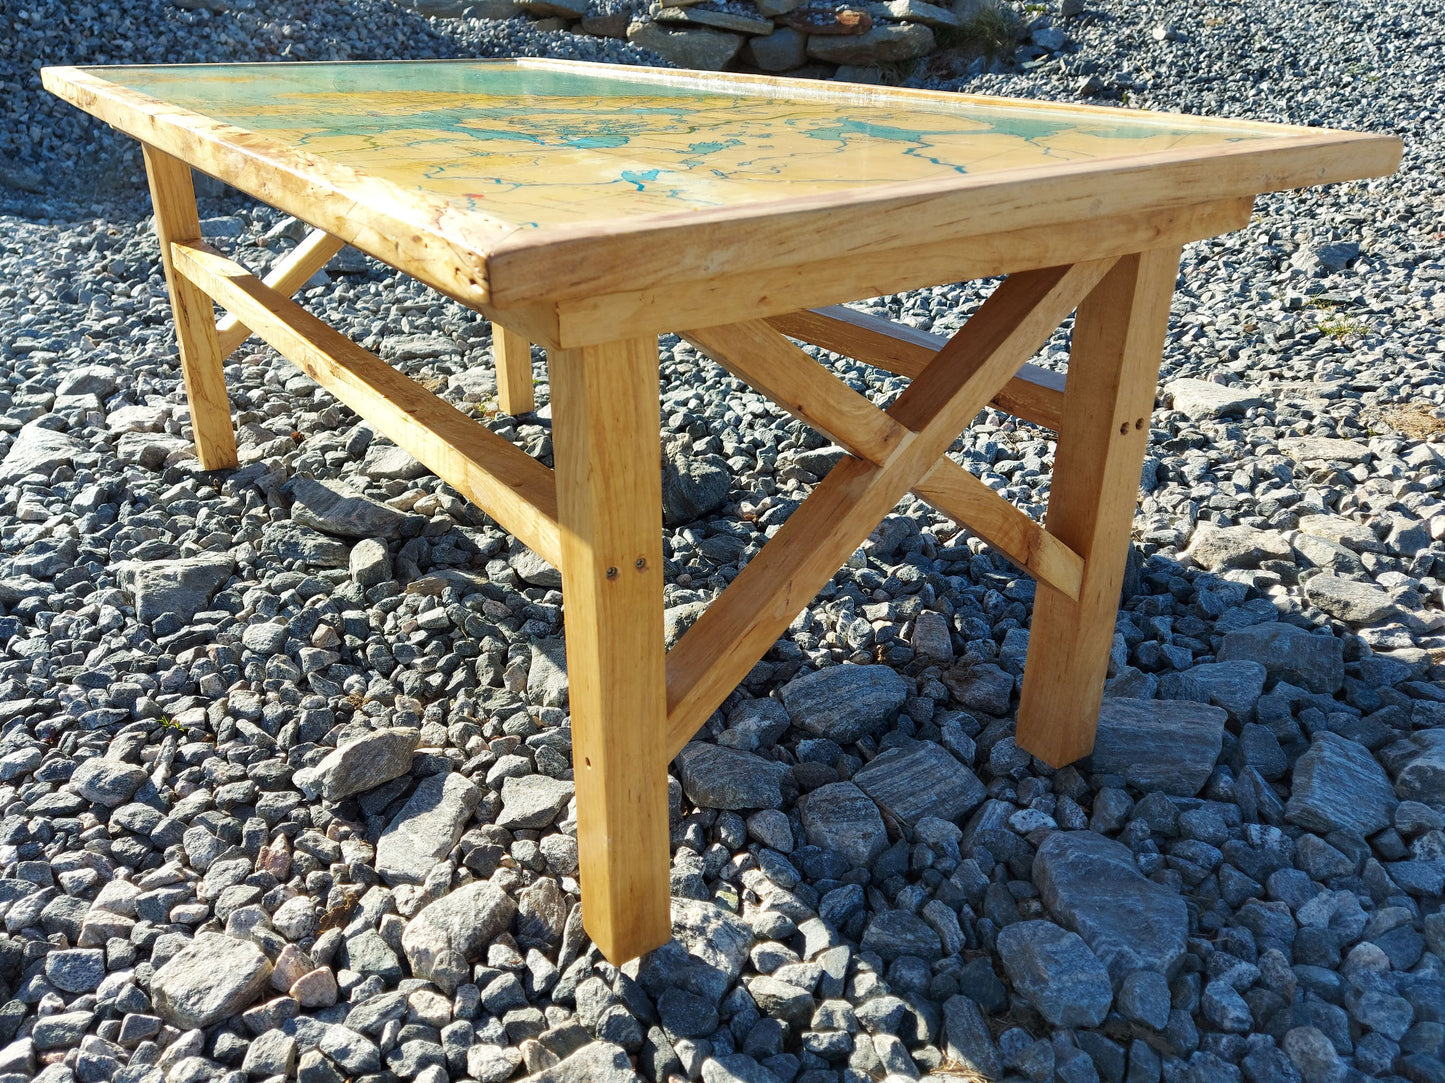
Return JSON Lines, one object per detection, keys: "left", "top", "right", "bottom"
{"left": 93, "top": 60, "right": 1279, "bottom": 228}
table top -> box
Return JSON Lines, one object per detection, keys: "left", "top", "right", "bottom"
{"left": 43, "top": 59, "right": 1400, "bottom": 313}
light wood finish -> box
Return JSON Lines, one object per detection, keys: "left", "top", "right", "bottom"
{"left": 767, "top": 305, "right": 1067, "bottom": 431}
{"left": 681, "top": 319, "right": 1083, "bottom": 596}
{"left": 912, "top": 461, "right": 1083, "bottom": 599}
{"left": 142, "top": 145, "right": 238, "bottom": 471}
{"left": 666, "top": 259, "right": 1112, "bottom": 758}
{"left": 538, "top": 199, "right": 1255, "bottom": 348}
{"left": 1015, "top": 247, "right": 1182, "bottom": 767}
{"left": 170, "top": 240, "right": 562, "bottom": 568}
{"left": 216, "top": 228, "right": 347, "bottom": 357}
{"left": 548, "top": 336, "right": 670, "bottom": 965}
{"left": 491, "top": 326, "right": 536, "bottom": 416}
{"left": 682, "top": 321, "right": 908, "bottom": 466}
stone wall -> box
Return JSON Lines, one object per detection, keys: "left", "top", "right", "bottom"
{"left": 413, "top": 0, "right": 1077, "bottom": 76}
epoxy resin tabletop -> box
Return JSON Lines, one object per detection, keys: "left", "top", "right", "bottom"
{"left": 83, "top": 59, "right": 1287, "bottom": 229}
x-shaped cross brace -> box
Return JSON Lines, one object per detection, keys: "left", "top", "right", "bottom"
{"left": 668, "top": 247, "right": 1181, "bottom": 768}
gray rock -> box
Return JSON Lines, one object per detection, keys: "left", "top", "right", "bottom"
{"left": 511, "top": 545, "right": 562, "bottom": 588}
{"left": 262, "top": 522, "right": 352, "bottom": 567}
{"left": 664, "top": 600, "right": 709, "bottom": 649}
{"left": 1218, "top": 622, "right": 1344, "bottom": 694}
{"left": 116, "top": 430, "right": 193, "bottom": 467}
{"left": 1296, "top": 513, "right": 1383, "bottom": 554}
{"left": 996, "top": 920, "right": 1113, "bottom": 1027}
{"left": 242, "top": 1030, "right": 298, "bottom": 1077}
{"left": 241, "top": 620, "right": 289, "bottom": 654}
{"left": 526, "top": 1040, "right": 642, "bottom": 1082}
{"left": 1158, "top": 660, "right": 1266, "bottom": 724}
{"left": 860, "top": 910, "right": 942, "bottom": 961}
{"left": 1285, "top": 731, "right": 1397, "bottom": 837}
{"left": 1088, "top": 698, "right": 1227, "bottom": 797}
{"left": 942, "top": 994, "right": 1002, "bottom": 1079}
{"left": 660, "top": 435, "right": 732, "bottom": 524}
{"left": 852, "top": 742, "right": 985, "bottom": 826}
{"left": 909, "top": 610, "right": 953, "bottom": 663}
{"left": 657, "top": 5, "right": 773, "bottom": 33}
{"left": 289, "top": 478, "right": 420, "bottom": 538}
{"left": 298, "top": 727, "right": 419, "bottom": 803}
{"left": 702, "top": 1054, "right": 785, "bottom": 1083}
{"left": 744, "top": 975, "right": 814, "bottom": 1030}
{"left": 1386, "top": 729, "right": 1445, "bottom": 803}
{"left": 1185, "top": 523, "right": 1294, "bottom": 570}
{"left": 1033, "top": 831, "right": 1189, "bottom": 982}
{"left": 376, "top": 771, "right": 482, "bottom": 884}
{"left": 657, "top": 986, "right": 719, "bottom": 1038}
{"left": 866, "top": 0, "right": 958, "bottom": 27}
{"left": 32, "top": 1010, "right": 94, "bottom": 1050}
{"left": 528, "top": 638, "right": 570, "bottom": 708}
{"left": 779, "top": 665, "right": 908, "bottom": 744}
{"left": 361, "top": 442, "right": 428, "bottom": 480}
{"left": 674, "top": 743, "right": 788, "bottom": 810}
{"left": 515, "top": 876, "right": 568, "bottom": 948}
{"left": 151, "top": 932, "right": 273, "bottom": 1028}
{"left": 0, "top": 422, "right": 79, "bottom": 483}
{"left": 1164, "top": 378, "right": 1266, "bottom": 420}
{"left": 468, "top": 1044, "right": 523, "bottom": 1083}
{"left": 402, "top": 881, "right": 517, "bottom": 992}
{"left": 1294, "top": 533, "right": 1366, "bottom": 578}
{"left": 68, "top": 757, "right": 148, "bottom": 808}
{"left": 1281, "top": 1025, "right": 1347, "bottom": 1083}
{"left": 627, "top": 22, "right": 744, "bottom": 73}
{"left": 319, "top": 1024, "right": 380, "bottom": 1075}
{"left": 744, "top": 27, "right": 806, "bottom": 71}
{"left": 806, "top": 23, "right": 936, "bottom": 63}
{"left": 799, "top": 781, "right": 887, "bottom": 868}
{"left": 1202, "top": 979, "right": 1253, "bottom": 1033}
{"left": 56, "top": 364, "right": 118, "bottom": 398}
{"left": 1303, "top": 574, "right": 1401, "bottom": 624}
{"left": 941, "top": 662, "right": 1013, "bottom": 716}
{"left": 1117, "top": 969, "right": 1171, "bottom": 1030}
{"left": 349, "top": 537, "right": 392, "bottom": 587}
{"left": 497, "top": 774, "right": 575, "bottom": 830}
{"left": 43, "top": 948, "right": 105, "bottom": 993}
{"left": 114, "top": 554, "right": 234, "bottom": 625}
{"left": 1278, "top": 435, "right": 1371, "bottom": 464}
{"left": 638, "top": 898, "right": 753, "bottom": 1006}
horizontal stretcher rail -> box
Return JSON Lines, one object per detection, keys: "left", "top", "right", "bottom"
{"left": 171, "top": 239, "right": 563, "bottom": 568}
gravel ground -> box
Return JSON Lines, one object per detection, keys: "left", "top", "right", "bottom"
{"left": 2, "top": 2, "right": 1444, "bottom": 1083}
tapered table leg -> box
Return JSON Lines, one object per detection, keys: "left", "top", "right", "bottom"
{"left": 141, "top": 145, "right": 238, "bottom": 471}
{"left": 493, "top": 325, "right": 536, "bottom": 416}
{"left": 1015, "top": 247, "right": 1182, "bottom": 767}
{"left": 549, "top": 335, "right": 671, "bottom": 963}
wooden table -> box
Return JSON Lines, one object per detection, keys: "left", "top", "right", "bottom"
{"left": 43, "top": 58, "right": 1399, "bottom": 964}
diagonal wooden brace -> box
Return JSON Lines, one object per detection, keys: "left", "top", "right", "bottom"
{"left": 681, "top": 320, "right": 1084, "bottom": 599}
{"left": 767, "top": 305, "right": 1066, "bottom": 431}
{"left": 216, "top": 229, "right": 347, "bottom": 358}
{"left": 666, "top": 258, "right": 1114, "bottom": 757}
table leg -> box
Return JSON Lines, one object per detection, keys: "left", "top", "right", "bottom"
{"left": 141, "top": 145, "right": 238, "bottom": 471}
{"left": 493, "top": 325, "right": 536, "bottom": 416}
{"left": 1015, "top": 246, "right": 1182, "bottom": 767}
{"left": 548, "top": 335, "right": 671, "bottom": 963}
